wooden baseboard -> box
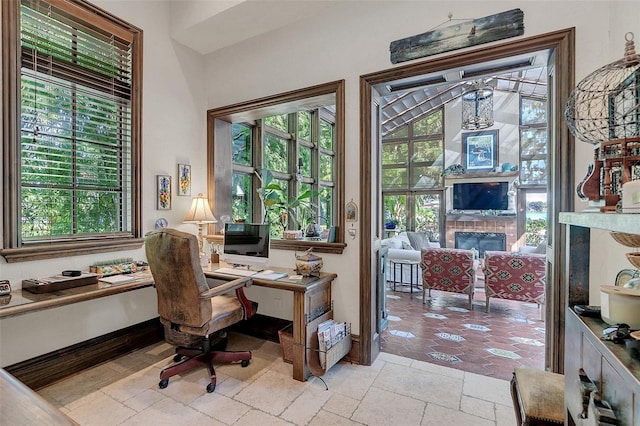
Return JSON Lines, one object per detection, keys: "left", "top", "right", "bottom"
{"left": 4, "top": 318, "right": 164, "bottom": 390}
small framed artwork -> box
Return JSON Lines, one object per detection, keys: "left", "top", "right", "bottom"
{"left": 157, "top": 175, "right": 172, "bottom": 210}
{"left": 462, "top": 130, "right": 498, "bottom": 172}
{"left": 346, "top": 200, "right": 358, "bottom": 222}
{"left": 177, "top": 163, "right": 191, "bottom": 196}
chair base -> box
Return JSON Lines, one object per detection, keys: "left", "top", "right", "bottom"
{"left": 159, "top": 342, "right": 252, "bottom": 393}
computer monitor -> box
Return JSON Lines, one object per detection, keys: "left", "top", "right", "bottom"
{"left": 221, "top": 223, "right": 270, "bottom": 269}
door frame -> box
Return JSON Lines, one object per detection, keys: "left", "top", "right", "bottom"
{"left": 358, "top": 28, "right": 575, "bottom": 371}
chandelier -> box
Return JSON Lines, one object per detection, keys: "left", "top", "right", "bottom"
{"left": 461, "top": 80, "right": 494, "bottom": 130}
{"left": 565, "top": 32, "right": 640, "bottom": 144}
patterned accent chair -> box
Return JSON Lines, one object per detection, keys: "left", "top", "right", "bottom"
{"left": 420, "top": 248, "right": 477, "bottom": 309}
{"left": 483, "top": 250, "right": 546, "bottom": 313}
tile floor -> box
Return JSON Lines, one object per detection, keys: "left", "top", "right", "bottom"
{"left": 381, "top": 279, "right": 546, "bottom": 381}
{"left": 39, "top": 333, "right": 517, "bottom": 426}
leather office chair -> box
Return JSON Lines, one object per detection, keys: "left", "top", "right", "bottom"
{"left": 145, "top": 228, "right": 256, "bottom": 393}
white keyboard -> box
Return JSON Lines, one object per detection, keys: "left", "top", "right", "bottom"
{"left": 215, "top": 267, "right": 257, "bottom": 277}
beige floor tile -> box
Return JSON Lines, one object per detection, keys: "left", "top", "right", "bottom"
{"left": 280, "top": 384, "right": 333, "bottom": 425}
{"left": 495, "top": 402, "right": 518, "bottom": 426}
{"left": 409, "top": 358, "right": 465, "bottom": 380}
{"left": 376, "top": 351, "right": 413, "bottom": 366}
{"left": 462, "top": 371, "right": 512, "bottom": 406}
{"left": 372, "top": 362, "right": 463, "bottom": 409}
{"left": 315, "top": 362, "right": 382, "bottom": 400}
{"left": 120, "top": 397, "right": 221, "bottom": 426}
{"left": 234, "top": 369, "right": 308, "bottom": 416}
{"left": 323, "top": 393, "right": 360, "bottom": 418}
{"left": 190, "top": 391, "right": 251, "bottom": 424}
{"left": 102, "top": 365, "right": 162, "bottom": 403}
{"left": 351, "top": 387, "right": 425, "bottom": 426}
{"left": 309, "top": 409, "right": 363, "bottom": 426}
{"left": 234, "top": 408, "right": 295, "bottom": 426}
{"left": 65, "top": 391, "right": 136, "bottom": 426}
{"left": 38, "top": 363, "right": 126, "bottom": 407}
{"left": 460, "top": 395, "right": 495, "bottom": 421}
{"left": 421, "top": 403, "right": 495, "bottom": 426}
{"left": 122, "top": 388, "right": 165, "bottom": 412}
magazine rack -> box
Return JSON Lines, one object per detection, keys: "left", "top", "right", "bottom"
{"left": 306, "top": 309, "right": 351, "bottom": 377}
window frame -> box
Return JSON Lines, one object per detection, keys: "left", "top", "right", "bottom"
{"left": 207, "top": 80, "right": 345, "bottom": 254}
{"left": 1, "top": 0, "right": 144, "bottom": 262}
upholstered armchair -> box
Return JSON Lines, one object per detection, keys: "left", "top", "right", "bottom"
{"left": 420, "top": 248, "right": 477, "bottom": 309}
{"left": 483, "top": 250, "right": 546, "bottom": 313}
{"left": 145, "top": 228, "right": 256, "bottom": 393}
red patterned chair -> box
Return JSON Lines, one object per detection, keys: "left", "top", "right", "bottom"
{"left": 420, "top": 248, "right": 477, "bottom": 309}
{"left": 483, "top": 250, "right": 546, "bottom": 313}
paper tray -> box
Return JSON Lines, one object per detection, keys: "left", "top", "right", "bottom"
{"left": 22, "top": 273, "right": 99, "bottom": 293}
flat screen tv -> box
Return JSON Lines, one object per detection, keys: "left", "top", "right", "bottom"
{"left": 221, "top": 223, "right": 270, "bottom": 268}
{"left": 453, "top": 182, "right": 509, "bottom": 211}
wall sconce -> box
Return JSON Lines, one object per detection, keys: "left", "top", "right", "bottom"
{"left": 183, "top": 193, "right": 217, "bottom": 258}
{"left": 461, "top": 80, "right": 494, "bottom": 130}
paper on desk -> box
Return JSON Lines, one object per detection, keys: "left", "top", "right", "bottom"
{"left": 99, "top": 274, "right": 136, "bottom": 284}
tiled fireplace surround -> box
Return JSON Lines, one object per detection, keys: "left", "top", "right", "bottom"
{"left": 445, "top": 215, "right": 518, "bottom": 252}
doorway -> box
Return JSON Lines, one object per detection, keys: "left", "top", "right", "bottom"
{"left": 358, "top": 29, "right": 575, "bottom": 373}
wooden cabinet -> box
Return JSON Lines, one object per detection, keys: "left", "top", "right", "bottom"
{"left": 560, "top": 213, "right": 640, "bottom": 425}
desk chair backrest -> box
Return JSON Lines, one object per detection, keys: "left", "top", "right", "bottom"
{"left": 145, "top": 228, "right": 212, "bottom": 328}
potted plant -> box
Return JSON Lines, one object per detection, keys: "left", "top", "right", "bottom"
{"left": 256, "top": 169, "right": 318, "bottom": 233}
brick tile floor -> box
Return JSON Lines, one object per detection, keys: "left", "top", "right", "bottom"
{"left": 381, "top": 280, "right": 546, "bottom": 381}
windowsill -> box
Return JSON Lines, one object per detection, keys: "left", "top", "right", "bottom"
{"left": 0, "top": 238, "right": 145, "bottom": 263}
{"left": 271, "top": 239, "right": 346, "bottom": 254}
{"left": 0, "top": 272, "right": 154, "bottom": 319}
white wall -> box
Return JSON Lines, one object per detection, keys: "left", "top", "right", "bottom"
{"left": 1, "top": 0, "right": 638, "bottom": 366}
{"left": 0, "top": 1, "right": 207, "bottom": 366}
{"left": 202, "top": 0, "right": 637, "bottom": 334}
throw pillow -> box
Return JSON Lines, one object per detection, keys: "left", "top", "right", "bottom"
{"left": 407, "top": 232, "right": 429, "bottom": 251}
{"left": 535, "top": 242, "right": 547, "bottom": 254}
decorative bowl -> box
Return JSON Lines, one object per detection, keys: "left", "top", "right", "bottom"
{"left": 626, "top": 252, "right": 640, "bottom": 269}
{"left": 610, "top": 232, "right": 640, "bottom": 247}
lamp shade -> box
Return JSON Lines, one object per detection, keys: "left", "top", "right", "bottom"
{"left": 183, "top": 193, "right": 217, "bottom": 224}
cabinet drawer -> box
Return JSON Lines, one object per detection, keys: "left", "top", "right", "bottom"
{"left": 565, "top": 311, "right": 584, "bottom": 424}
{"left": 601, "top": 357, "right": 635, "bottom": 426}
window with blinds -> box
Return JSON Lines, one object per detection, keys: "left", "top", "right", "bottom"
{"left": 2, "top": 0, "right": 142, "bottom": 260}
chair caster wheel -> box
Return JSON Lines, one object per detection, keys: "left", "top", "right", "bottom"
{"left": 173, "top": 354, "right": 183, "bottom": 362}
{"left": 241, "top": 359, "right": 250, "bottom": 367}
{"left": 159, "top": 379, "right": 168, "bottom": 389}
{"left": 206, "top": 383, "right": 216, "bottom": 393}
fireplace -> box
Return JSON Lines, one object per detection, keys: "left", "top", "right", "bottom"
{"left": 455, "top": 232, "right": 506, "bottom": 257}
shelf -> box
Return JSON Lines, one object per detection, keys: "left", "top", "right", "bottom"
{"left": 445, "top": 171, "right": 519, "bottom": 179}
{"left": 559, "top": 212, "right": 640, "bottom": 233}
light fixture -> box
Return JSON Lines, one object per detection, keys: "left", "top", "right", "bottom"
{"left": 183, "top": 193, "right": 217, "bottom": 258}
{"left": 565, "top": 32, "right": 639, "bottom": 144}
{"left": 461, "top": 80, "right": 494, "bottom": 130}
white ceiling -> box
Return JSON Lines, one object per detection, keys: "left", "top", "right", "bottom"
{"left": 169, "top": 0, "right": 340, "bottom": 55}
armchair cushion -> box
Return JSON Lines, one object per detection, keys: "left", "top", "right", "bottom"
{"left": 420, "top": 247, "right": 476, "bottom": 309}
{"left": 483, "top": 250, "right": 546, "bottom": 312}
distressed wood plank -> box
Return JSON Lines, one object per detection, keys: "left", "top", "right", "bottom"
{"left": 390, "top": 9, "right": 525, "bottom": 64}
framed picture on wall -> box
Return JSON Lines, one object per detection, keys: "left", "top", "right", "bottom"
{"left": 462, "top": 130, "right": 498, "bottom": 172}
{"left": 157, "top": 175, "right": 172, "bottom": 210}
{"left": 177, "top": 163, "right": 191, "bottom": 196}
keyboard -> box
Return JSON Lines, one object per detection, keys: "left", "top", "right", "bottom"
{"left": 215, "top": 267, "right": 257, "bottom": 277}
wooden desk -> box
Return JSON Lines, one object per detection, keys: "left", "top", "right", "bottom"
{"left": 204, "top": 266, "right": 337, "bottom": 381}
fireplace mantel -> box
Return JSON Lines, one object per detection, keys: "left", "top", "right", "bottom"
{"left": 446, "top": 213, "right": 517, "bottom": 222}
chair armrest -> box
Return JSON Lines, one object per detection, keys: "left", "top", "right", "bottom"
{"left": 199, "top": 277, "right": 256, "bottom": 320}
{"left": 199, "top": 277, "right": 252, "bottom": 299}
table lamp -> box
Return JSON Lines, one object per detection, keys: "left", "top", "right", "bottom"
{"left": 183, "top": 193, "right": 218, "bottom": 259}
